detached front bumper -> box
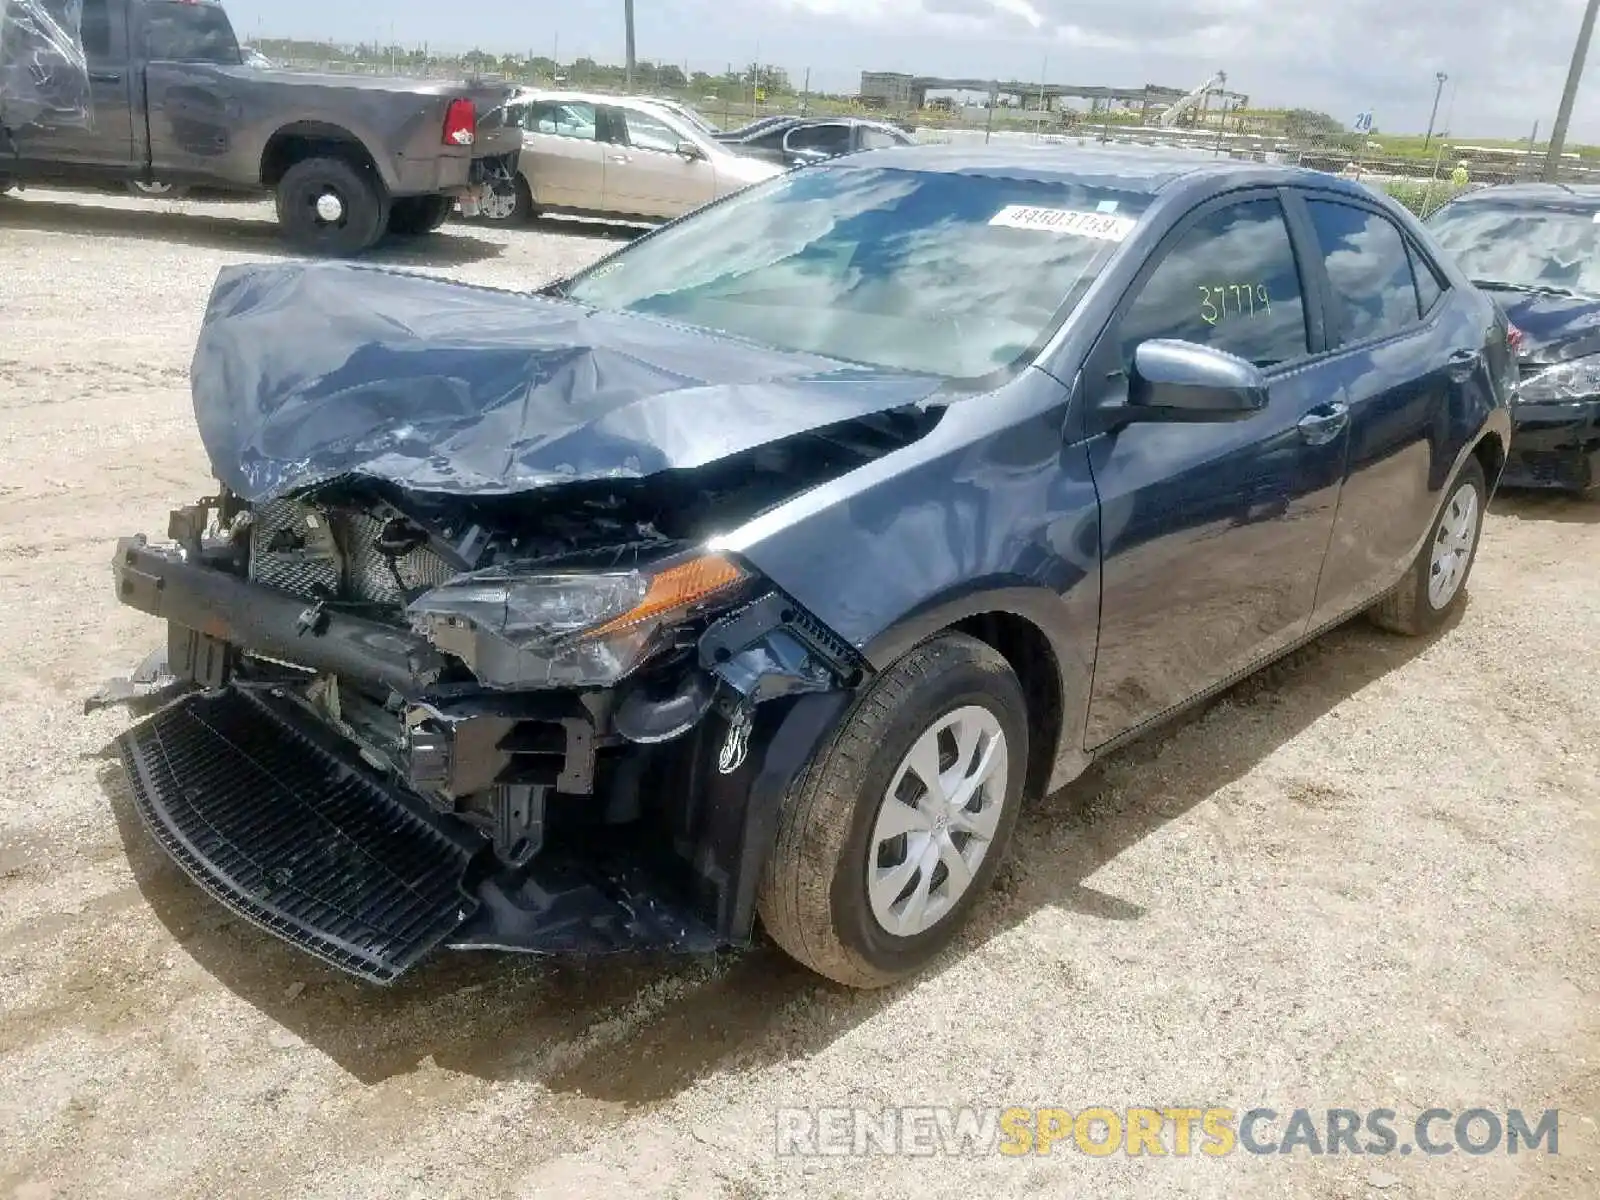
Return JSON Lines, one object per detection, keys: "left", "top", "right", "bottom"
{"left": 1504, "top": 399, "right": 1600, "bottom": 491}
{"left": 107, "top": 530, "right": 860, "bottom": 984}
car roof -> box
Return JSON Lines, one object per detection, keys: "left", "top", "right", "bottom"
{"left": 831, "top": 141, "right": 1386, "bottom": 199}
{"left": 1441, "top": 181, "right": 1600, "bottom": 209}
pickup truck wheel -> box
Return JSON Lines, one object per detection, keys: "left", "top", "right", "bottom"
{"left": 1368, "top": 456, "right": 1487, "bottom": 636}
{"left": 387, "top": 194, "right": 454, "bottom": 237}
{"left": 275, "top": 156, "right": 388, "bottom": 256}
{"left": 757, "top": 632, "right": 1028, "bottom": 989}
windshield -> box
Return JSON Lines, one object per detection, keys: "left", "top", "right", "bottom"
{"left": 658, "top": 100, "right": 717, "bottom": 134}
{"left": 562, "top": 165, "right": 1150, "bottom": 379}
{"left": 1427, "top": 202, "right": 1600, "bottom": 296}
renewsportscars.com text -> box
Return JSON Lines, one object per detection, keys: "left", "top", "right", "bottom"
{"left": 774, "top": 1106, "right": 1562, "bottom": 1159}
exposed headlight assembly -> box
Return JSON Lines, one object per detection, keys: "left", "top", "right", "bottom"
{"left": 1517, "top": 353, "right": 1600, "bottom": 403}
{"left": 407, "top": 554, "right": 751, "bottom": 689}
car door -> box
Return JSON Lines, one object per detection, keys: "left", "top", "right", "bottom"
{"left": 599, "top": 103, "right": 715, "bottom": 219}
{"left": 4, "top": 0, "right": 134, "bottom": 170}
{"left": 522, "top": 99, "right": 605, "bottom": 210}
{"left": 1292, "top": 192, "right": 1488, "bottom": 625}
{"left": 140, "top": 0, "right": 245, "bottom": 176}
{"left": 1079, "top": 190, "right": 1351, "bottom": 748}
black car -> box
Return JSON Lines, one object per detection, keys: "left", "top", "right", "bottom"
{"left": 716, "top": 115, "right": 916, "bottom": 166}
{"left": 104, "top": 145, "right": 1512, "bottom": 991}
{"left": 1427, "top": 183, "right": 1600, "bottom": 492}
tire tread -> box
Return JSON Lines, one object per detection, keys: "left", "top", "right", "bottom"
{"left": 758, "top": 633, "right": 1020, "bottom": 989}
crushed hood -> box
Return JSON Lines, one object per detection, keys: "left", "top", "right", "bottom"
{"left": 190, "top": 262, "right": 946, "bottom": 503}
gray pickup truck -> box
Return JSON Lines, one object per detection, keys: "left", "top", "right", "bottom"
{"left": 0, "top": 0, "right": 521, "bottom": 254}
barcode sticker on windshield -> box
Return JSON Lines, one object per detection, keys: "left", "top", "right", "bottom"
{"left": 989, "top": 205, "right": 1137, "bottom": 241}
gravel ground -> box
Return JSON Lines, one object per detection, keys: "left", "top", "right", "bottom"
{"left": 0, "top": 188, "right": 1596, "bottom": 1200}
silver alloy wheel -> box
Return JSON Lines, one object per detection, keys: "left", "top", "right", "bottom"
{"left": 480, "top": 184, "right": 519, "bottom": 221}
{"left": 314, "top": 191, "right": 345, "bottom": 223}
{"left": 867, "top": 704, "right": 1010, "bottom": 938}
{"left": 1428, "top": 480, "right": 1480, "bottom": 610}
{"left": 131, "top": 180, "right": 175, "bottom": 196}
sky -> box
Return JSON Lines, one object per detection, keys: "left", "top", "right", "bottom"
{"left": 223, "top": 0, "right": 1600, "bottom": 141}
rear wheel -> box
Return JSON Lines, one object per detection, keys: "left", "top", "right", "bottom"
{"left": 758, "top": 632, "right": 1028, "bottom": 989}
{"left": 1369, "top": 457, "right": 1487, "bottom": 636}
{"left": 274, "top": 156, "right": 388, "bottom": 256}
{"left": 386, "top": 194, "right": 454, "bottom": 237}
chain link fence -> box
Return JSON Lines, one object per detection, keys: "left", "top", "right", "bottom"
{"left": 250, "top": 37, "right": 1585, "bottom": 219}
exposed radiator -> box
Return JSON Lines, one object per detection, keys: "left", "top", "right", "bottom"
{"left": 248, "top": 499, "right": 457, "bottom": 606}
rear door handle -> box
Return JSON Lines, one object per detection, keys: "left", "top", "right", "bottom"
{"left": 1297, "top": 401, "right": 1350, "bottom": 446}
{"left": 89, "top": 70, "right": 123, "bottom": 83}
{"left": 1447, "top": 348, "right": 1481, "bottom": 381}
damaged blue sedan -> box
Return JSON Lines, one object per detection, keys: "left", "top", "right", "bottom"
{"left": 108, "top": 145, "right": 1515, "bottom": 988}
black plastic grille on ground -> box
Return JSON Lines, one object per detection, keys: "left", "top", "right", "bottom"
{"left": 117, "top": 687, "right": 478, "bottom": 984}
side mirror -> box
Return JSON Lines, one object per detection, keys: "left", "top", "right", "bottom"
{"left": 1121, "top": 340, "right": 1268, "bottom": 423}
{"left": 676, "top": 140, "right": 706, "bottom": 161}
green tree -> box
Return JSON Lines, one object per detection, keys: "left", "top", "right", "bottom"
{"left": 1283, "top": 108, "right": 1345, "bottom": 141}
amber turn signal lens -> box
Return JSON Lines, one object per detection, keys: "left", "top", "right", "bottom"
{"left": 585, "top": 555, "right": 747, "bottom": 637}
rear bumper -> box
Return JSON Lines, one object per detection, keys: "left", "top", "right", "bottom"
{"left": 392, "top": 147, "right": 521, "bottom": 199}
{"left": 1504, "top": 399, "right": 1600, "bottom": 491}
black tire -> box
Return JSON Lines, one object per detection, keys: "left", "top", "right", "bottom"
{"left": 1369, "top": 456, "right": 1487, "bottom": 636}
{"left": 274, "top": 156, "right": 388, "bottom": 257}
{"left": 387, "top": 194, "right": 454, "bottom": 237}
{"left": 758, "top": 632, "right": 1029, "bottom": 989}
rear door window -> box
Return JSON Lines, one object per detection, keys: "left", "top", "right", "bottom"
{"left": 143, "top": 1, "right": 240, "bottom": 64}
{"left": 1305, "top": 200, "right": 1424, "bottom": 343}
{"left": 1409, "top": 244, "right": 1447, "bottom": 315}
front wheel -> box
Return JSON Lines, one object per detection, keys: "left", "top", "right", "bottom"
{"left": 1369, "top": 456, "right": 1487, "bottom": 636}
{"left": 478, "top": 174, "right": 535, "bottom": 224}
{"left": 274, "top": 156, "right": 388, "bottom": 256}
{"left": 758, "top": 632, "right": 1028, "bottom": 989}
{"left": 127, "top": 180, "right": 187, "bottom": 200}
{"left": 386, "top": 194, "right": 454, "bottom": 237}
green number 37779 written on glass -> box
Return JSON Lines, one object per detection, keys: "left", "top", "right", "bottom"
{"left": 1199, "top": 284, "right": 1272, "bottom": 326}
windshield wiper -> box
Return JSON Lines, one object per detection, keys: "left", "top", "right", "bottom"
{"left": 1471, "top": 278, "right": 1590, "bottom": 299}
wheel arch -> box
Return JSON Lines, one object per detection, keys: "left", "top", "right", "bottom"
{"left": 860, "top": 585, "right": 1086, "bottom": 804}
{"left": 259, "top": 122, "right": 388, "bottom": 192}
{"left": 1472, "top": 428, "right": 1507, "bottom": 493}
{"left": 949, "top": 611, "right": 1066, "bottom": 805}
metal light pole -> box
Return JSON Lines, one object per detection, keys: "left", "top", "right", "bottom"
{"left": 624, "top": 0, "right": 636, "bottom": 92}
{"left": 1423, "top": 71, "right": 1448, "bottom": 151}
{"left": 1544, "top": 0, "right": 1600, "bottom": 181}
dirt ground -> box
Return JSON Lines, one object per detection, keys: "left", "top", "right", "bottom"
{"left": 0, "top": 189, "right": 1596, "bottom": 1200}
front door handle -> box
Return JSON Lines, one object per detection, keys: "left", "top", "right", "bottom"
{"left": 1297, "top": 401, "right": 1350, "bottom": 446}
{"left": 89, "top": 70, "right": 123, "bottom": 83}
{"left": 606, "top": 154, "right": 630, "bottom": 163}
